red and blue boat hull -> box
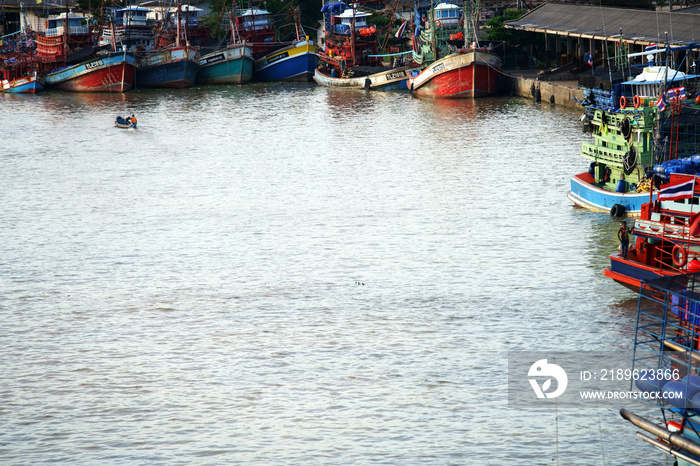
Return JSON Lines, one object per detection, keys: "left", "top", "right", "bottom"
{"left": 2, "top": 72, "right": 45, "bottom": 93}
{"left": 45, "top": 52, "right": 137, "bottom": 92}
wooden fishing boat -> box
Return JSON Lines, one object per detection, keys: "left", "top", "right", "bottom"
{"left": 315, "top": 3, "right": 418, "bottom": 91}
{"left": 313, "top": 64, "right": 419, "bottom": 91}
{"left": 136, "top": 5, "right": 200, "bottom": 88}
{"left": 235, "top": 4, "right": 318, "bottom": 82}
{"left": 406, "top": 1, "right": 501, "bottom": 98}
{"left": 196, "top": 9, "right": 254, "bottom": 85}
{"left": 568, "top": 44, "right": 700, "bottom": 217}
{"left": 1, "top": 71, "right": 45, "bottom": 93}
{"left": 46, "top": 50, "right": 137, "bottom": 92}
{"left": 136, "top": 45, "right": 200, "bottom": 88}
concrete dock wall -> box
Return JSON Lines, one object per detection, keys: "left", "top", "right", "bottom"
{"left": 503, "top": 74, "right": 585, "bottom": 110}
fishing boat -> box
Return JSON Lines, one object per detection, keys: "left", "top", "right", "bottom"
{"left": 45, "top": 50, "right": 137, "bottom": 92}
{"left": 197, "top": 43, "right": 253, "bottom": 84}
{"left": 603, "top": 174, "right": 700, "bottom": 291}
{"left": 406, "top": 1, "right": 501, "bottom": 98}
{"left": 621, "top": 272, "right": 700, "bottom": 465}
{"left": 568, "top": 44, "right": 700, "bottom": 217}
{"left": 234, "top": 3, "right": 318, "bottom": 82}
{"left": 314, "top": 3, "right": 418, "bottom": 91}
{"left": 1, "top": 41, "right": 44, "bottom": 94}
{"left": 36, "top": 10, "right": 137, "bottom": 92}
{"left": 1, "top": 70, "right": 44, "bottom": 93}
{"left": 196, "top": 7, "right": 254, "bottom": 84}
{"left": 136, "top": 6, "right": 200, "bottom": 88}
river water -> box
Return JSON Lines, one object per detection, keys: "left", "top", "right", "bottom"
{"left": 0, "top": 85, "right": 665, "bottom": 464}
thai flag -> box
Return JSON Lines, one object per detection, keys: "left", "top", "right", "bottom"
{"left": 656, "top": 93, "right": 667, "bottom": 112}
{"left": 395, "top": 19, "right": 408, "bottom": 39}
{"left": 659, "top": 177, "right": 695, "bottom": 201}
{"left": 668, "top": 86, "right": 686, "bottom": 101}
{"left": 645, "top": 43, "right": 657, "bottom": 52}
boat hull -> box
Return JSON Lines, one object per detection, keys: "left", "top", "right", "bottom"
{"left": 253, "top": 41, "right": 318, "bottom": 82}
{"left": 2, "top": 72, "right": 45, "bottom": 93}
{"left": 407, "top": 49, "right": 501, "bottom": 98}
{"left": 567, "top": 172, "right": 656, "bottom": 217}
{"left": 603, "top": 253, "right": 670, "bottom": 292}
{"left": 46, "top": 52, "right": 137, "bottom": 92}
{"left": 137, "top": 46, "right": 200, "bottom": 89}
{"left": 313, "top": 65, "right": 420, "bottom": 91}
{"left": 196, "top": 45, "right": 254, "bottom": 84}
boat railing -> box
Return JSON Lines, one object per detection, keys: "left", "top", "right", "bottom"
{"left": 45, "top": 25, "right": 90, "bottom": 37}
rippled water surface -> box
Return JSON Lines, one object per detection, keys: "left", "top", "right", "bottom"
{"left": 1, "top": 85, "right": 663, "bottom": 464}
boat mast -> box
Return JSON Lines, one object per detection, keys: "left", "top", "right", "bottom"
{"left": 350, "top": 4, "right": 356, "bottom": 68}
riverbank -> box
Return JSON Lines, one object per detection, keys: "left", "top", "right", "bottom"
{"left": 502, "top": 69, "right": 585, "bottom": 110}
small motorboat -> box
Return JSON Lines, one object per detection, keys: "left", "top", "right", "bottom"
{"left": 115, "top": 115, "right": 136, "bottom": 129}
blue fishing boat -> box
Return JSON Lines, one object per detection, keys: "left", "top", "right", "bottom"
{"left": 568, "top": 43, "right": 700, "bottom": 217}
{"left": 621, "top": 272, "right": 700, "bottom": 465}
{"left": 1, "top": 71, "right": 44, "bottom": 93}
{"left": 136, "top": 45, "right": 200, "bottom": 88}
{"left": 234, "top": 5, "right": 318, "bottom": 82}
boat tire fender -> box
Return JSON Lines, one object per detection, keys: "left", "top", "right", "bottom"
{"left": 673, "top": 244, "right": 688, "bottom": 268}
{"left": 339, "top": 59, "right": 346, "bottom": 72}
{"left": 364, "top": 78, "right": 371, "bottom": 90}
{"left": 623, "top": 146, "right": 637, "bottom": 175}
{"left": 633, "top": 95, "right": 641, "bottom": 108}
{"left": 610, "top": 204, "right": 626, "bottom": 218}
{"left": 620, "top": 96, "right": 627, "bottom": 109}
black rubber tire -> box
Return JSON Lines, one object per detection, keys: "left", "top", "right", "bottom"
{"left": 610, "top": 204, "right": 626, "bottom": 218}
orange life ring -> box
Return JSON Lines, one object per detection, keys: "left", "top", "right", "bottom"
{"left": 633, "top": 95, "right": 641, "bottom": 108}
{"left": 620, "top": 96, "right": 627, "bottom": 109}
{"left": 672, "top": 244, "right": 688, "bottom": 268}
{"left": 435, "top": 20, "right": 441, "bottom": 27}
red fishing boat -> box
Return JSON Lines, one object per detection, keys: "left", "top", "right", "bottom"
{"left": 0, "top": 38, "right": 44, "bottom": 93}
{"left": 37, "top": 11, "right": 136, "bottom": 92}
{"left": 406, "top": 1, "right": 500, "bottom": 98}
{"left": 604, "top": 174, "right": 700, "bottom": 291}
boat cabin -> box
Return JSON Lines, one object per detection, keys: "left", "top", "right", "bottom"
{"left": 622, "top": 66, "right": 699, "bottom": 99}
{"left": 239, "top": 8, "right": 274, "bottom": 33}
{"left": 44, "top": 12, "right": 90, "bottom": 38}
{"left": 115, "top": 6, "right": 150, "bottom": 27}
{"left": 333, "top": 9, "right": 372, "bottom": 35}
{"left": 433, "top": 3, "right": 462, "bottom": 27}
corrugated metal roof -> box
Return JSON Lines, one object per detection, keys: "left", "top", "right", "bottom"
{"left": 506, "top": 3, "right": 700, "bottom": 46}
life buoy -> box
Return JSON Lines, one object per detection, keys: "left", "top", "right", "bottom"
{"left": 435, "top": 20, "right": 441, "bottom": 27}
{"left": 633, "top": 95, "right": 641, "bottom": 108}
{"left": 672, "top": 244, "right": 688, "bottom": 268}
{"left": 620, "top": 96, "right": 627, "bottom": 109}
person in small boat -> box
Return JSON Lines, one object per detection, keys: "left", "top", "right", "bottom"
{"left": 618, "top": 221, "right": 631, "bottom": 259}
{"left": 130, "top": 114, "right": 137, "bottom": 126}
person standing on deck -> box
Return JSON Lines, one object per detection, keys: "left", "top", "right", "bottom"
{"left": 618, "top": 221, "right": 631, "bottom": 259}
